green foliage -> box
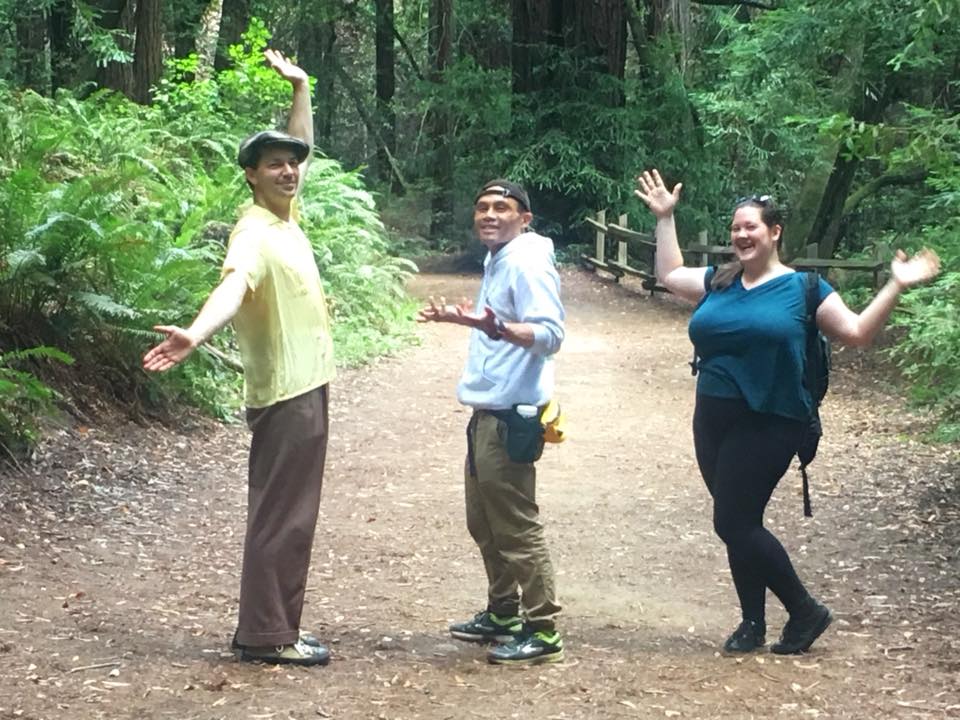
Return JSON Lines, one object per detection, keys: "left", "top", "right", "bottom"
{"left": 72, "top": 0, "right": 134, "bottom": 67}
{"left": 0, "top": 22, "right": 415, "bottom": 455}
{"left": 298, "top": 162, "right": 418, "bottom": 366}
{"left": 0, "top": 346, "right": 72, "bottom": 461}
{"left": 889, "top": 269, "right": 960, "bottom": 431}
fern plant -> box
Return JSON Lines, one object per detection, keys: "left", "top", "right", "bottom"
{"left": 0, "top": 346, "right": 73, "bottom": 461}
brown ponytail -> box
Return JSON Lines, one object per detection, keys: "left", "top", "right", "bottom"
{"left": 710, "top": 261, "right": 743, "bottom": 290}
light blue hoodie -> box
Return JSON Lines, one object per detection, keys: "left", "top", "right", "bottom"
{"left": 456, "top": 231, "right": 565, "bottom": 410}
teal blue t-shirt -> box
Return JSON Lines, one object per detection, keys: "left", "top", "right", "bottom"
{"left": 688, "top": 270, "right": 834, "bottom": 420}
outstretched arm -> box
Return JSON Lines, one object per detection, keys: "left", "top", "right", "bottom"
{"left": 635, "top": 169, "right": 708, "bottom": 303}
{"left": 417, "top": 296, "right": 554, "bottom": 348}
{"left": 264, "top": 49, "right": 313, "bottom": 168}
{"left": 142, "top": 271, "right": 249, "bottom": 372}
{"left": 816, "top": 249, "right": 941, "bottom": 347}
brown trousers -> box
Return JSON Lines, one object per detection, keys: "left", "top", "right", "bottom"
{"left": 465, "top": 411, "right": 561, "bottom": 630}
{"left": 235, "top": 384, "right": 329, "bottom": 647}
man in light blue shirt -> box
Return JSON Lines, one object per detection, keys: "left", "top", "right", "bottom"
{"left": 418, "top": 179, "right": 566, "bottom": 665}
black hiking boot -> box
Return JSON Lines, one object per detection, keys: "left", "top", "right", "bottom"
{"left": 771, "top": 599, "right": 832, "bottom": 654}
{"left": 722, "top": 619, "right": 766, "bottom": 654}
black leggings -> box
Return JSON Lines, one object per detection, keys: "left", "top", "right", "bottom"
{"left": 693, "top": 395, "right": 811, "bottom": 623}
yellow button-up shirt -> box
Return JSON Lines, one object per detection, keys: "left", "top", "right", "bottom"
{"left": 221, "top": 203, "right": 335, "bottom": 408}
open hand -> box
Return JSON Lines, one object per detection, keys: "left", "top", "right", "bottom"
{"left": 417, "top": 297, "right": 501, "bottom": 339}
{"left": 417, "top": 296, "right": 474, "bottom": 324}
{"left": 143, "top": 325, "right": 200, "bottom": 372}
{"left": 264, "top": 49, "right": 308, "bottom": 87}
{"left": 635, "top": 169, "right": 682, "bottom": 219}
{"left": 891, "top": 248, "right": 941, "bottom": 290}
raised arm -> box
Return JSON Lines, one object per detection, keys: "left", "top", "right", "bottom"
{"left": 635, "top": 169, "right": 708, "bottom": 303}
{"left": 816, "top": 248, "right": 940, "bottom": 348}
{"left": 264, "top": 49, "right": 314, "bottom": 168}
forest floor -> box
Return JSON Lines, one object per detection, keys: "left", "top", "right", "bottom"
{"left": 2, "top": 267, "right": 959, "bottom": 720}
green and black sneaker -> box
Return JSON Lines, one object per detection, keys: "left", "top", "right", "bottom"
{"left": 487, "top": 628, "right": 565, "bottom": 665}
{"left": 449, "top": 610, "right": 522, "bottom": 643}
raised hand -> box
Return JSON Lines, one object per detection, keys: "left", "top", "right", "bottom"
{"left": 143, "top": 325, "right": 200, "bottom": 372}
{"left": 635, "top": 169, "right": 682, "bottom": 219}
{"left": 891, "top": 248, "right": 941, "bottom": 290}
{"left": 264, "top": 49, "right": 308, "bottom": 87}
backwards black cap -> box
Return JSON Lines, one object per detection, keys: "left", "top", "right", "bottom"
{"left": 474, "top": 178, "right": 532, "bottom": 213}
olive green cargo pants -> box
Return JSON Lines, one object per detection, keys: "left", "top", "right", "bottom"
{"left": 464, "top": 411, "right": 561, "bottom": 630}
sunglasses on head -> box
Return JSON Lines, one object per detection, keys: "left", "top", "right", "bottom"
{"left": 735, "top": 194, "right": 774, "bottom": 206}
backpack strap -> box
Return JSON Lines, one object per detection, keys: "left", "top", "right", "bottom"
{"left": 800, "top": 271, "right": 820, "bottom": 518}
{"left": 689, "top": 267, "right": 716, "bottom": 376}
{"left": 803, "top": 271, "right": 819, "bottom": 328}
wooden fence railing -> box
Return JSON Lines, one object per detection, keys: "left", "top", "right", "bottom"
{"left": 581, "top": 211, "right": 885, "bottom": 291}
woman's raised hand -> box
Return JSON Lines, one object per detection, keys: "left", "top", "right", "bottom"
{"left": 635, "top": 169, "right": 682, "bottom": 219}
{"left": 891, "top": 248, "right": 941, "bottom": 290}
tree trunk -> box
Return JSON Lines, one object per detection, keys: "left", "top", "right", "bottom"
{"left": 375, "top": 0, "right": 399, "bottom": 191}
{"left": 787, "top": 38, "right": 892, "bottom": 260}
{"left": 214, "top": 0, "right": 249, "bottom": 71}
{"left": 15, "top": 13, "right": 50, "bottom": 94}
{"left": 298, "top": 17, "right": 338, "bottom": 153}
{"left": 96, "top": 0, "right": 135, "bottom": 96}
{"left": 428, "top": 0, "right": 455, "bottom": 244}
{"left": 48, "top": 0, "right": 77, "bottom": 91}
{"left": 133, "top": 0, "right": 164, "bottom": 103}
{"left": 172, "top": 0, "right": 209, "bottom": 59}
{"left": 194, "top": 0, "right": 224, "bottom": 81}
{"left": 510, "top": 0, "right": 627, "bottom": 238}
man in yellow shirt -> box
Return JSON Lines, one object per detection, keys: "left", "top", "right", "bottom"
{"left": 143, "top": 50, "right": 334, "bottom": 667}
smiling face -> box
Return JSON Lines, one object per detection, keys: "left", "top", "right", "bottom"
{"left": 473, "top": 191, "right": 533, "bottom": 251}
{"left": 729, "top": 204, "right": 782, "bottom": 266}
{"left": 244, "top": 145, "right": 301, "bottom": 214}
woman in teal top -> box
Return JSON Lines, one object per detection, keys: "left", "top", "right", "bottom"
{"left": 689, "top": 267, "right": 833, "bottom": 420}
{"left": 636, "top": 169, "right": 940, "bottom": 656}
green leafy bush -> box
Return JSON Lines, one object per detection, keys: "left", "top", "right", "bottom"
{"left": 0, "top": 20, "right": 415, "bottom": 454}
{"left": 0, "top": 346, "right": 73, "bottom": 461}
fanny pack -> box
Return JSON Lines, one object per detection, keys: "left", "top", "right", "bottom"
{"left": 489, "top": 405, "right": 544, "bottom": 463}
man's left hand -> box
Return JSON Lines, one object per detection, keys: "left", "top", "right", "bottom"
{"left": 264, "top": 49, "right": 308, "bottom": 86}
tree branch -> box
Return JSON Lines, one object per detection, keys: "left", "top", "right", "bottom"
{"left": 332, "top": 58, "right": 409, "bottom": 191}
{"left": 388, "top": 14, "right": 425, "bottom": 82}
{"left": 843, "top": 169, "right": 929, "bottom": 214}
{"left": 691, "top": 0, "right": 777, "bottom": 10}
{"left": 623, "top": 0, "right": 647, "bottom": 66}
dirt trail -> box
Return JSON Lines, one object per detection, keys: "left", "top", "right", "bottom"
{"left": 1, "top": 268, "right": 958, "bottom": 720}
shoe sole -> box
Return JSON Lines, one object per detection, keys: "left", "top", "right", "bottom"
{"left": 771, "top": 609, "right": 833, "bottom": 655}
{"left": 450, "top": 630, "right": 517, "bottom": 644}
{"left": 239, "top": 651, "right": 331, "bottom": 667}
{"left": 487, "top": 649, "right": 565, "bottom": 666}
{"left": 721, "top": 640, "right": 766, "bottom": 657}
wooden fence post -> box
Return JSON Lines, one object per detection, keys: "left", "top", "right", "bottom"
{"left": 617, "top": 213, "right": 629, "bottom": 267}
{"left": 595, "top": 210, "right": 606, "bottom": 266}
{"left": 697, "top": 230, "right": 708, "bottom": 266}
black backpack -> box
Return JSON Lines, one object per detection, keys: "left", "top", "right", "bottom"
{"left": 691, "top": 270, "right": 830, "bottom": 517}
